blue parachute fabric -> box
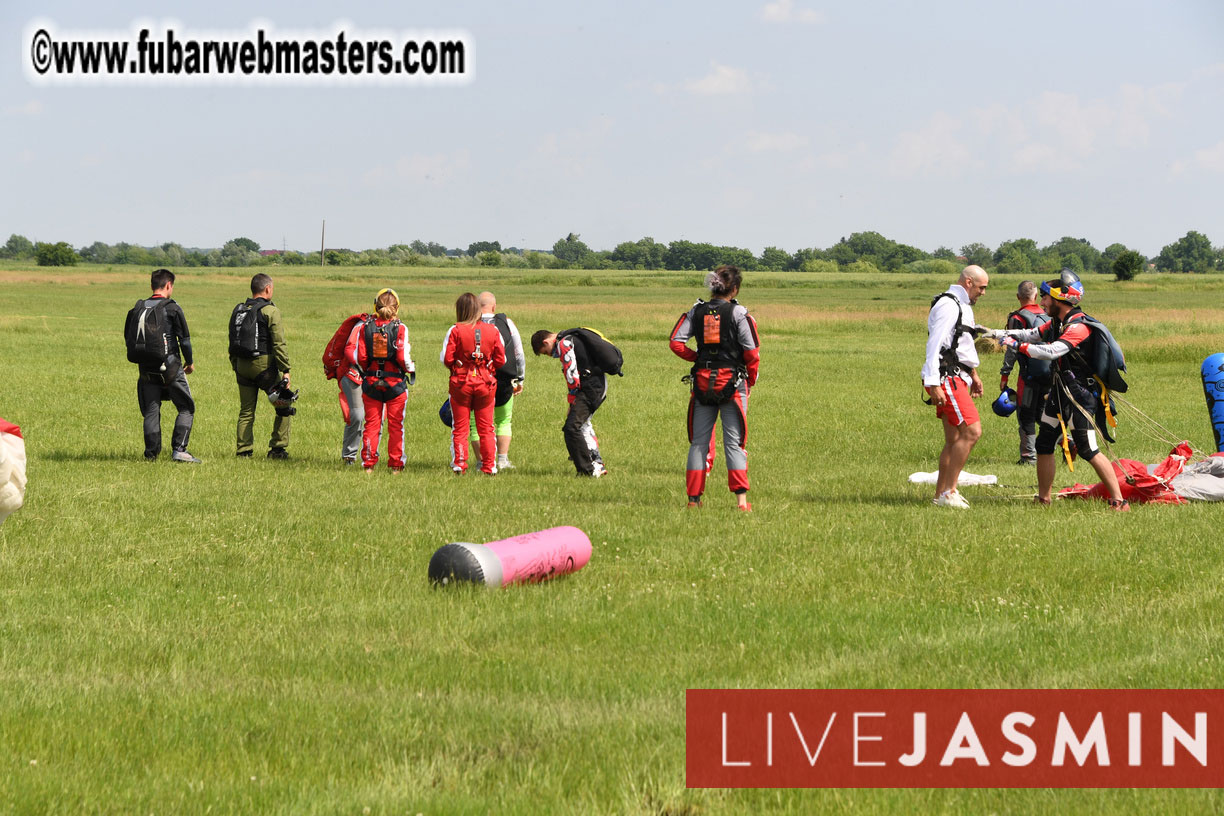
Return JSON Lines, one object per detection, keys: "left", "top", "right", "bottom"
{"left": 1202, "top": 353, "right": 1224, "bottom": 453}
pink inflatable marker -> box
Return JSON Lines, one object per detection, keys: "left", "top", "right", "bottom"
{"left": 429, "top": 526, "right": 592, "bottom": 587}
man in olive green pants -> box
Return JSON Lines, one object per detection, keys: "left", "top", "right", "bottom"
{"left": 229, "top": 273, "right": 292, "bottom": 458}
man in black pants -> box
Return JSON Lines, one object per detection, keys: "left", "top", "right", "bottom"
{"left": 126, "top": 269, "right": 200, "bottom": 462}
{"left": 999, "top": 280, "right": 1050, "bottom": 464}
{"left": 531, "top": 329, "right": 609, "bottom": 477}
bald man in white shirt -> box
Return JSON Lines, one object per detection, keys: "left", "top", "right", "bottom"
{"left": 921, "top": 265, "right": 989, "bottom": 509}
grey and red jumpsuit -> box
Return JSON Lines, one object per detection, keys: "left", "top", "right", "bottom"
{"left": 669, "top": 298, "right": 760, "bottom": 499}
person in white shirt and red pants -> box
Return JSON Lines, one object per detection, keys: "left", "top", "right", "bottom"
{"left": 922, "top": 265, "right": 989, "bottom": 509}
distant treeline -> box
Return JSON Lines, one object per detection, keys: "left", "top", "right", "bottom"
{"left": 3, "top": 230, "right": 1222, "bottom": 279}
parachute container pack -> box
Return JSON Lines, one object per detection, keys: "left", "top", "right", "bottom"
{"left": 1203, "top": 353, "right": 1224, "bottom": 453}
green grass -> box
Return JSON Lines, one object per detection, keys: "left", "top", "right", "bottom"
{"left": 1, "top": 265, "right": 1223, "bottom": 814}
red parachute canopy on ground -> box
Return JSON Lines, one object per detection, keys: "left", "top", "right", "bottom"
{"left": 1058, "top": 442, "right": 1193, "bottom": 505}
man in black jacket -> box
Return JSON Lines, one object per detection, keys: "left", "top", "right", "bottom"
{"left": 531, "top": 328, "right": 610, "bottom": 477}
{"left": 126, "top": 269, "right": 199, "bottom": 462}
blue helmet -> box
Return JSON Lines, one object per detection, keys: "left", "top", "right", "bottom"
{"left": 992, "top": 388, "right": 1018, "bottom": 417}
{"left": 439, "top": 398, "right": 453, "bottom": 428}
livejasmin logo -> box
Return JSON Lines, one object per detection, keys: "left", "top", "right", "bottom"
{"left": 686, "top": 690, "right": 1224, "bottom": 788}
{"left": 719, "top": 710, "right": 1201, "bottom": 769}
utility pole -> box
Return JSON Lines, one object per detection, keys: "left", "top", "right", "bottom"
{"left": 320, "top": 219, "right": 326, "bottom": 267}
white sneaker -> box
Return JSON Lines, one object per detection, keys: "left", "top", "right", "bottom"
{"left": 497, "top": 457, "right": 514, "bottom": 470}
{"left": 934, "top": 491, "right": 970, "bottom": 509}
{"left": 590, "top": 462, "right": 607, "bottom": 478}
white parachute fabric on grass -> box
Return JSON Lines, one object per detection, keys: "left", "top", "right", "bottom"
{"left": 907, "top": 471, "right": 998, "bottom": 486}
{"left": 0, "top": 417, "right": 26, "bottom": 525}
{"left": 1170, "top": 456, "right": 1224, "bottom": 502}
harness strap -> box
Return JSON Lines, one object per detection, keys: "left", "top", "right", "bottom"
{"left": 932, "top": 293, "right": 971, "bottom": 379}
{"left": 1094, "top": 376, "right": 1117, "bottom": 429}
{"left": 1057, "top": 408, "right": 1075, "bottom": 472}
{"left": 690, "top": 363, "right": 745, "bottom": 403}
{"left": 1053, "top": 372, "right": 1122, "bottom": 471}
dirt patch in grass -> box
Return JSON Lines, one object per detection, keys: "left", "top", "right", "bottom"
{"left": 0, "top": 270, "right": 126, "bottom": 285}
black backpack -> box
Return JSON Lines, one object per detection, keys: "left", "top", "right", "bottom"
{"left": 229, "top": 299, "right": 269, "bottom": 359}
{"left": 125, "top": 298, "right": 171, "bottom": 367}
{"left": 361, "top": 318, "right": 408, "bottom": 401}
{"left": 691, "top": 299, "right": 746, "bottom": 405}
{"left": 492, "top": 314, "right": 519, "bottom": 380}
{"left": 1007, "top": 308, "right": 1053, "bottom": 385}
{"left": 567, "top": 327, "right": 624, "bottom": 377}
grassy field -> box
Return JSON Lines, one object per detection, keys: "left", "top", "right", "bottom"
{"left": 1, "top": 263, "right": 1222, "bottom": 814}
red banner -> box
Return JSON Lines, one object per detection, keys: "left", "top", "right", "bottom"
{"left": 686, "top": 689, "right": 1224, "bottom": 788}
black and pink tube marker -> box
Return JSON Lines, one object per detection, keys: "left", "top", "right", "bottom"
{"left": 429, "top": 526, "right": 592, "bottom": 587}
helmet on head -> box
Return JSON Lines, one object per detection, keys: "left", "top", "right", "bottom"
{"left": 1040, "top": 269, "right": 1083, "bottom": 305}
{"left": 992, "top": 388, "right": 1018, "bottom": 418}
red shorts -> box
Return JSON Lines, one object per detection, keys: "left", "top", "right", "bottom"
{"left": 934, "top": 376, "right": 979, "bottom": 427}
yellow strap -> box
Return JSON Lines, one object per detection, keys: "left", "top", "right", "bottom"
{"left": 1058, "top": 412, "right": 1075, "bottom": 472}
{"left": 1095, "top": 376, "right": 1117, "bottom": 429}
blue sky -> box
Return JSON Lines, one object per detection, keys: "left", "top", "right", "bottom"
{"left": 2, "top": 0, "right": 1221, "bottom": 256}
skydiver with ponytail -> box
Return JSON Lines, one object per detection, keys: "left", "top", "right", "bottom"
{"left": 669, "top": 264, "right": 759, "bottom": 511}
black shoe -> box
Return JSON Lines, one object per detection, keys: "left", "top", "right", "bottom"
{"left": 236, "top": 451, "right": 253, "bottom": 458}
{"left": 267, "top": 448, "right": 289, "bottom": 460}
{"left": 1016, "top": 457, "right": 1037, "bottom": 465}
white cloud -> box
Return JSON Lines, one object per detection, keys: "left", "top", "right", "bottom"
{"left": 685, "top": 62, "right": 751, "bottom": 96}
{"left": 528, "top": 117, "right": 615, "bottom": 180}
{"left": 761, "top": 0, "right": 825, "bottom": 24}
{"left": 745, "top": 130, "right": 808, "bottom": 153}
{"left": 4, "top": 100, "right": 43, "bottom": 117}
{"left": 1193, "top": 63, "right": 1224, "bottom": 80}
{"left": 1112, "top": 82, "right": 1181, "bottom": 149}
{"left": 1001, "top": 83, "right": 1180, "bottom": 171}
{"left": 973, "top": 102, "right": 1027, "bottom": 140}
{"left": 888, "top": 112, "right": 980, "bottom": 177}
{"left": 394, "top": 151, "right": 470, "bottom": 183}
{"left": 362, "top": 151, "right": 471, "bottom": 187}
{"left": 1010, "top": 142, "right": 1079, "bottom": 173}
{"left": 1030, "top": 91, "right": 1110, "bottom": 155}
{"left": 1195, "top": 141, "right": 1224, "bottom": 172}
{"left": 1172, "top": 139, "right": 1224, "bottom": 175}
{"left": 926, "top": 79, "right": 1185, "bottom": 175}
{"left": 799, "top": 141, "right": 869, "bottom": 171}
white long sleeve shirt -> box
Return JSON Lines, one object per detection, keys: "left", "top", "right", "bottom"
{"left": 921, "top": 284, "right": 978, "bottom": 387}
